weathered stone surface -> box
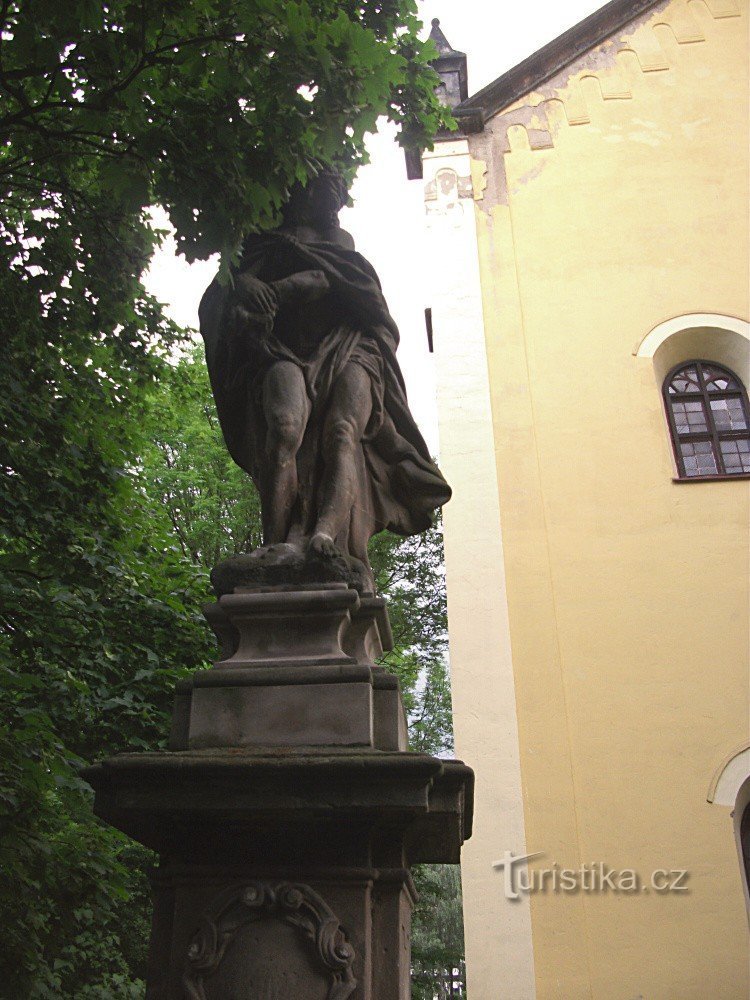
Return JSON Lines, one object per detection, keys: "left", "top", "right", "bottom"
{"left": 83, "top": 748, "right": 473, "bottom": 865}
{"left": 343, "top": 596, "right": 393, "bottom": 664}
{"left": 186, "top": 678, "right": 374, "bottom": 750}
{"left": 144, "top": 862, "right": 414, "bottom": 1000}
{"left": 212, "top": 585, "right": 358, "bottom": 668}
{"left": 170, "top": 587, "right": 406, "bottom": 752}
{"left": 84, "top": 746, "right": 472, "bottom": 999}
{"left": 371, "top": 673, "right": 408, "bottom": 754}
{"left": 211, "top": 543, "right": 372, "bottom": 598}
{"left": 182, "top": 881, "right": 355, "bottom": 999}
{"left": 171, "top": 663, "right": 407, "bottom": 753}
{"left": 203, "top": 587, "right": 394, "bottom": 668}
{"left": 85, "top": 586, "right": 473, "bottom": 998}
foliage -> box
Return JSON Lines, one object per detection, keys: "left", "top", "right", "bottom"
{"left": 0, "top": 175, "right": 211, "bottom": 993}
{"left": 0, "top": 274, "right": 212, "bottom": 994}
{"left": 412, "top": 865, "right": 466, "bottom": 1000}
{"left": 369, "top": 525, "right": 454, "bottom": 755}
{"left": 139, "top": 344, "right": 263, "bottom": 567}
{"left": 1, "top": 0, "right": 450, "bottom": 266}
{"left": 369, "top": 517, "right": 465, "bottom": 994}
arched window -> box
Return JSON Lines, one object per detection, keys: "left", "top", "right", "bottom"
{"left": 708, "top": 743, "right": 750, "bottom": 923}
{"left": 664, "top": 360, "right": 750, "bottom": 479}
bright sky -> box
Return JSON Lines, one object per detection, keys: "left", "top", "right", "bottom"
{"left": 144, "top": 1, "right": 602, "bottom": 452}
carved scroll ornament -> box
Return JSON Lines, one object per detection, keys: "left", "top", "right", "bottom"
{"left": 183, "top": 880, "right": 356, "bottom": 1000}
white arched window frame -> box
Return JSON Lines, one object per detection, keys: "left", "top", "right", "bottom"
{"left": 635, "top": 314, "right": 750, "bottom": 481}
{"left": 708, "top": 743, "right": 750, "bottom": 923}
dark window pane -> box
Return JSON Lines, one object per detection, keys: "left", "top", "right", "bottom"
{"left": 710, "top": 397, "right": 747, "bottom": 431}
{"left": 703, "top": 365, "right": 740, "bottom": 392}
{"left": 720, "top": 439, "right": 750, "bottom": 473}
{"left": 680, "top": 441, "right": 717, "bottom": 475}
{"left": 668, "top": 365, "right": 700, "bottom": 393}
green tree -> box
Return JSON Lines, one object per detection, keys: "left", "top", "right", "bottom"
{"left": 0, "top": 338, "right": 213, "bottom": 996}
{"left": 1, "top": 0, "right": 447, "bottom": 265}
{"left": 411, "top": 865, "right": 466, "bottom": 999}
{"left": 139, "top": 346, "right": 264, "bottom": 567}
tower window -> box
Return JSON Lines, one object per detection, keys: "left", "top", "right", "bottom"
{"left": 664, "top": 361, "right": 750, "bottom": 478}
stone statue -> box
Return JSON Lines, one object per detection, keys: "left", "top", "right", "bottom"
{"left": 89, "top": 178, "right": 472, "bottom": 1000}
{"left": 199, "top": 168, "right": 450, "bottom": 594}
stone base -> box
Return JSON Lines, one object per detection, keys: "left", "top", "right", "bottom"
{"left": 85, "top": 749, "right": 472, "bottom": 999}
{"left": 83, "top": 584, "right": 473, "bottom": 999}
{"left": 170, "top": 664, "right": 408, "bottom": 751}
{"left": 170, "top": 585, "right": 406, "bottom": 751}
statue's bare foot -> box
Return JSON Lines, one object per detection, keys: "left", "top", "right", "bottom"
{"left": 309, "top": 531, "right": 337, "bottom": 559}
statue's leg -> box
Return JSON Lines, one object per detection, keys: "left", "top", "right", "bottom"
{"left": 310, "top": 362, "right": 372, "bottom": 558}
{"left": 261, "top": 361, "right": 310, "bottom": 545}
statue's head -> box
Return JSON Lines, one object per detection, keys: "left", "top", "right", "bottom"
{"left": 282, "top": 167, "right": 349, "bottom": 228}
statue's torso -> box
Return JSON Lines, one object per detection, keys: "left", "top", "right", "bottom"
{"left": 272, "top": 297, "right": 336, "bottom": 359}
{"left": 255, "top": 224, "right": 356, "bottom": 360}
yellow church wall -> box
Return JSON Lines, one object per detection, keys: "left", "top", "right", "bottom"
{"left": 464, "top": 0, "right": 749, "bottom": 995}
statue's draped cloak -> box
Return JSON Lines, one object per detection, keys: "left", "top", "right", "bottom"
{"left": 199, "top": 232, "right": 450, "bottom": 564}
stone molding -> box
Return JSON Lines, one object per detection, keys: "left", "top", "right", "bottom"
{"left": 83, "top": 749, "right": 474, "bottom": 863}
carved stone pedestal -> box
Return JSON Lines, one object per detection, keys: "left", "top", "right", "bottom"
{"left": 84, "top": 585, "right": 473, "bottom": 999}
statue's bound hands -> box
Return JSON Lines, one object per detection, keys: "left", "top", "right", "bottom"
{"left": 234, "top": 273, "right": 278, "bottom": 317}
{"left": 230, "top": 269, "right": 330, "bottom": 343}
{"left": 231, "top": 274, "right": 278, "bottom": 342}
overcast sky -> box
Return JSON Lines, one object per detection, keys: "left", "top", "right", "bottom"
{"left": 144, "top": 0, "right": 603, "bottom": 452}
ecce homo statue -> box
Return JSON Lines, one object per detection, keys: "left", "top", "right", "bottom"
{"left": 199, "top": 168, "right": 450, "bottom": 594}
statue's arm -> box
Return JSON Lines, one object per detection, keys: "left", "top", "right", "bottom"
{"left": 234, "top": 265, "right": 330, "bottom": 313}
{"left": 228, "top": 267, "right": 331, "bottom": 343}
{"left": 271, "top": 270, "right": 329, "bottom": 306}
